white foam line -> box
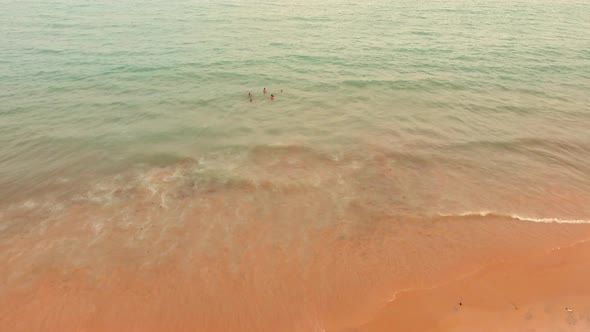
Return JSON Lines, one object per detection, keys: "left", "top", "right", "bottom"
{"left": 439, "top": 211, "right": 590, "bottom": 224}
{"left": 511, "top": 215, "right": 589, "bottom": 224}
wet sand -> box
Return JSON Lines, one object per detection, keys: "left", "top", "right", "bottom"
{"left": 1, "top": 151, "right": 590, "bottom": 332}
{"left": 332, "top": 236, "right": 590, "bottom": 332}
{"left": 2, "top": 209, "right": 590, "bottom": 331}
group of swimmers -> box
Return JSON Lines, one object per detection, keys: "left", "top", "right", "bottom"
{"left": 248, "top": 88, "right": 280, "bottom": 102}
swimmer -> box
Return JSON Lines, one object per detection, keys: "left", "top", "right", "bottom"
{"left": 270, "top": 94, "right": 275, "bottom": 100}
{"left": 248, "top": 92, "right": 252, "bottom": 98}
{"left": 263, "top": 88, "right": 267, "bottom": 94}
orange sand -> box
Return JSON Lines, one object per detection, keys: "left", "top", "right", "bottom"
{"left": 1, "top": 155, "right": 590, "bottom": 332}
{"left": 2, "top": 211, "right": 590, "bottom": 332}
{"left": 332, "top": 238, "right": 590, "bottom": 332}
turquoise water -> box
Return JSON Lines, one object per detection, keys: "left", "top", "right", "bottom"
{"left": 1, "top": 0, "right": 590, "bottom": 217}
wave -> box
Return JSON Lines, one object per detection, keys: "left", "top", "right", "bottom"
{"left": 448, "top": 137, "right": 590, "bottom": 155}
{"left": 438, "top": 211, "right": 590, "bottom": 224}
{"left": 341, "top": 78, "right": 468, "bottom": 91}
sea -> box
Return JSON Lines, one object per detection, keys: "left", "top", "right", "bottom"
{"left": 1, "top": 0, "right": 590, "bottom": 330}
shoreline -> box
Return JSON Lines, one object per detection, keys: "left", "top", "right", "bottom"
{"left": 332, "top": 237, "right": 590, "bottom": 332}
{"left": 2, "top": 207, "right": 590, "bottom": 331}
{"left": 2, "top": 146, "right": 590, "bottom": 332}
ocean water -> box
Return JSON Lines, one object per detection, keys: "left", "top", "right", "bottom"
{"left": 1, "top": 0, "right": 590, "bottom": 330}
{"left": 2, "top": 0, "right": 589, "bottom": 214}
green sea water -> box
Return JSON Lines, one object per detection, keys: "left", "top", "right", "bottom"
{"left": 1, "top": 0, "right": 590, "bottom": 218}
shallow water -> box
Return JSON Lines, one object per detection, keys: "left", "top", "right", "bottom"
{"left": 1, "top": 0, "right": 590, "bottom": 330}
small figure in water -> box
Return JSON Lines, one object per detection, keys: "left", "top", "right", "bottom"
{"left": 270, "top": 94, "right": 275, "bottom": 100}
{"left": 248, "top": 92, "right": 252, "bottom": 98}
{"left": 263, "top": 88, "right": 267, "bottom": 94}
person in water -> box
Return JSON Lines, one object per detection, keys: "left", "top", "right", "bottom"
{"left": 263, "top": 88, "right": 267, "bottom": 94}
{"left": 270, "top": 94, "right": 275, "bottom": 100}
{"left": 248, "top": 92, "right": 252, "bottom": 98}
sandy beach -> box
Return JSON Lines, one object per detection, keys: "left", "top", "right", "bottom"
{"left": 333, "top": 231, "right": 590, "bottom": 332}
{"left": 2, "top": 187, "right": 590, "bottom": 332}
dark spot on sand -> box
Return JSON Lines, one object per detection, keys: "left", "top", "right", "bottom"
{"left": 459, "top": 302, "right": 462, "bottom": 306}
